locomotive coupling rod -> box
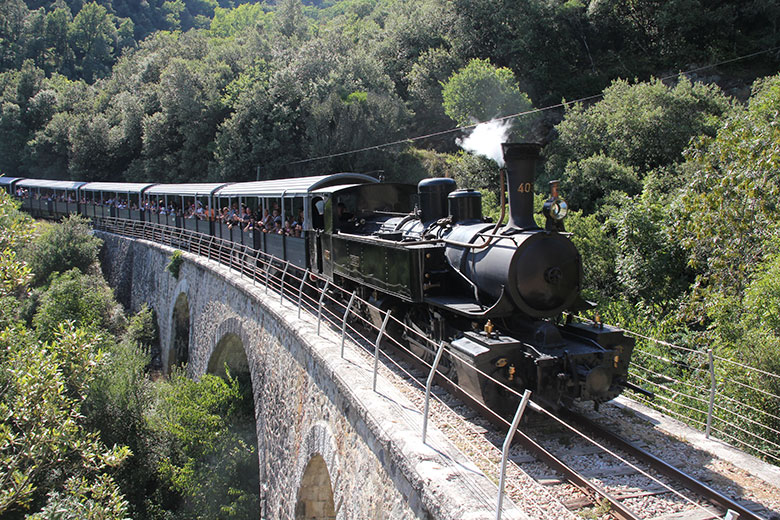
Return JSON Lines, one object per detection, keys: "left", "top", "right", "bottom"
{"left": 558, "top": 409, "right": 765, "bottom": 520}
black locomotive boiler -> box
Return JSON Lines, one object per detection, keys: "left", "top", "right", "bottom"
{"left": 323, "top": 143, "right": 636, "bottom": 414}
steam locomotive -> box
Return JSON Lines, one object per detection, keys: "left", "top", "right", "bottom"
{"left": 2, "top": 142, "right": 638, "bottom": 414}
{"left": 324, "top": 143, "right": 636, "bottom": 414}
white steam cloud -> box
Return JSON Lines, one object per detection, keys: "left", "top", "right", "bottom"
{"left": 456, "top": 120, "right": 513, "bottom": 167}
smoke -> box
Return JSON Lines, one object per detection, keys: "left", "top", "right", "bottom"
{"left": 456, "top": 120, "right": 513, "bottom": 167}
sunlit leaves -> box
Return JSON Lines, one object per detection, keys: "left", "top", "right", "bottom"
{"left": 0, "top": 324, "right": 129, "bottom": 517}
{"left": 441, "top": 58, "right": 533, "bottom": 136}
{"left": 678, "top": 74, "right": 780, "bottom": 300}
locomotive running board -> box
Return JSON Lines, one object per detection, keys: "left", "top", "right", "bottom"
{"left": 425, "top": 288, "right": 514, "bottom": 318}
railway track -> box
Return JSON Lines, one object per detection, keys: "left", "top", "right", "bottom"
{"left": 305, "top": 286, "right": 776, "bottom": 520}
{"left": 511, "top": 405, "right": 771, "bottom": 520}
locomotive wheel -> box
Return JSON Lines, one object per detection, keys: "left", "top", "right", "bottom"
{"left": 402, "top": 306, "right": 456, "bottom": 380}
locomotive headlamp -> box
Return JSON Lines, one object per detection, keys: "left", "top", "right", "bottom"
{"left": 548, "top": 199, "right": 568, "bottom": 221}
{"left": 543, "top": 180, "right": 568, "bottom": 221}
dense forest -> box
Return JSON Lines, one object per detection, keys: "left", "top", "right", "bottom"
{"left": 1, "top": 0, "right": 780, "bottom": 515}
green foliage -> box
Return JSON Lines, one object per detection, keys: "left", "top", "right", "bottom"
{"left": 68, "top": 2, "right": 117, "bottom": 82}
{"left": 560, "top": 154, "right": 641, "bottom": 214}
{"left": 0, "top": 189, "right": 34, "bottom": 328}
{"left": 566, "top": 209, "right": 618, "bottom": 301}
{"left": 24, "top": 214, "right": 102, "bottom": 287}
{"left": 167, "top": 250, "right": 184, "bottom": 279}
{"left": 27, "top": 474, "right": 129, "bottom": 520}
{"left": 0, "top": 323, "right": 130, "bottom": 517}
{"left": 547, "top": 77, "right": 732, "bottom": 183}
{"left": 83, "top": 325, "right": 161, "bottom": 519}
{"left": 150, "top": 370, "right": 259, "bottom": 519}
{"left": 0, "top": 189, "right": 34, "bottom": 252}
{"left": 126, "top": 304, "right": 159, "bottom": 351}
{"left": 441, "top": 58, "right": 533, "bottom": 135}
{"left": 611, "top": 191, "right": 690, "bottom": 311}
{"left": 677, "top": 73, "right": 780, "bottom": 303}
{"left": 210, "top": 4, "right": 272, "bottom": 39}
{"left": 32, "top": 268, "right": 123, "bottom": 341}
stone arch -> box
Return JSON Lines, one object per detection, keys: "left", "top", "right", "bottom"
{"left": 168, "top": 291, "right": 190, "bottom": 372}
{"left": 294, "top": 422, "right": 341, "bottom": 520}
{"left": 206, "top": 318, "right": 265, "bottom": 516}
{"left": 208, "top": 332, "right": 249, "bottom": 379}
{"left": 295, "top": 455, "right": 336, "bottom": 520}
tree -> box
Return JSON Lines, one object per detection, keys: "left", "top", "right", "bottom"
{"left": 560, "top": 154, "right": 641, "bottom": 214}
{"left": 32, "top": 268, "right": 124, "bottom": 341}
{"left": 0, "top": 323, "right": 130, "bottom": 517}
{"left": 0, "top": 190, "right": 33, "bottom": 328}
{"left": 150, "top": 371, "right": 259, "bottom": 519}
{"left": 43, "top": 8, "right": 74, "bottom": 75}
{"left": 274, "top": 0, "right": 308, "bottom": 40}
{"left": 68, "top": 2, "right": 117, "bottom": 82}
{"left": 406, "top": 46, "right": 461, "bottom": 138}
{"left": 441, "top": 58, "right": 533, "bottom": 137}
{"left": 546, "top": 77, "right": 732, "bottom": 181}
{"left": 24, "top": 214, "right": 102, "bottom": 287}
{"left": 676, "top": 73, "right": 780, "bottom": 306}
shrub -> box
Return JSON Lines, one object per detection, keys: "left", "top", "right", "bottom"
{"left": 24, "top": 214, "right": 102, "bottom": 287}
{"left": 166, "top": 250, "right": 184, "bottom": 279}
{"left": 32, "top": 268, "right": 124, "bottom": 341}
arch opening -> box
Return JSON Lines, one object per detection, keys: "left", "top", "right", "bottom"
{"left": 295, "top": 455, "right": 336, "bottom": 520}
{"left": 208, "top": 332, "right": 249, "bottom": 381}
{"left": 206, "top": 332, "right": 260, "bottom": 517}
{"left": 169, "top": 292, "right": 190, "bottom": 372}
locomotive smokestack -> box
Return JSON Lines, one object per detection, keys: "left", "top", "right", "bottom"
{"left": 501, "top": 142, "right": 542, "bottom": 230}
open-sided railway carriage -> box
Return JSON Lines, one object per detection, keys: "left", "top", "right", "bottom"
{"left": 3, "top": 142, "right": 638, "bottom": 415}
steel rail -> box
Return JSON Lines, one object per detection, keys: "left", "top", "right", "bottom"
{"left": 496, "top": 412, "right": 642, "bottom": 520}
{"left": 558, "top": 408, "right": 765, "bottom": 520}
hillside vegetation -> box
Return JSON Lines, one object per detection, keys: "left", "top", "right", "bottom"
{"left": 1, "top": 0, "right": 779, "bottom": 466}
{"left": 0, "top": 194, "right": 259, "bottom": 518}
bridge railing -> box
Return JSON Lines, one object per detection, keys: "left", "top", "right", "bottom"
{"left": 616, "top": 328, "right": 780, "bottom": 465}
{"left": 93, "top": 217, "right": 778, "bottom": 517}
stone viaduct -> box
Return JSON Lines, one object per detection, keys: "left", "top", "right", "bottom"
{"left": 98, "top": 231, "right": 527, "bottom": 520}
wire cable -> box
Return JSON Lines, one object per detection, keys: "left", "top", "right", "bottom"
{"left": 285, "top": 45, "right": 780, "bottom": 167}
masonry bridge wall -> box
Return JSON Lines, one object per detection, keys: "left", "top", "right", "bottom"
{"left": 97, "top": 232, "right": 524, "bottom": 520}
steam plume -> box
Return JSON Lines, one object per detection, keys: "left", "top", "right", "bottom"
{"left": 456, "top": 120, "right": 513, "bottom": 166}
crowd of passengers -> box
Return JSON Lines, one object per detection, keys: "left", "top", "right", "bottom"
{"left": 17, "top": 190, "right": 304, "bottom": 237}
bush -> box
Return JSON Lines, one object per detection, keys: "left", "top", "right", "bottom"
{"left": 32, "top": 269, "right": 124, "bottom": 341}
{"left": 24, "top": 214, "right": 103, "bottom": 287}
{"left": 0, "top": 323, "right": 130, "bottom": 517}
{"left": 546, "top": 77, "right": 732, "bottom": 181}
{"left": 149, "top": 370, "right": 259, "bottom": 519}
{"left": 167, "top": 250, "right": 184, "bottom": 279}
{"left": 560, "top": 154, "right": 641, "bottom": 214}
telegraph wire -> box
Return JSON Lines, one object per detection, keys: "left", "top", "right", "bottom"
{"left": 285, "top": 44, "right": 780, "bottom": 167}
